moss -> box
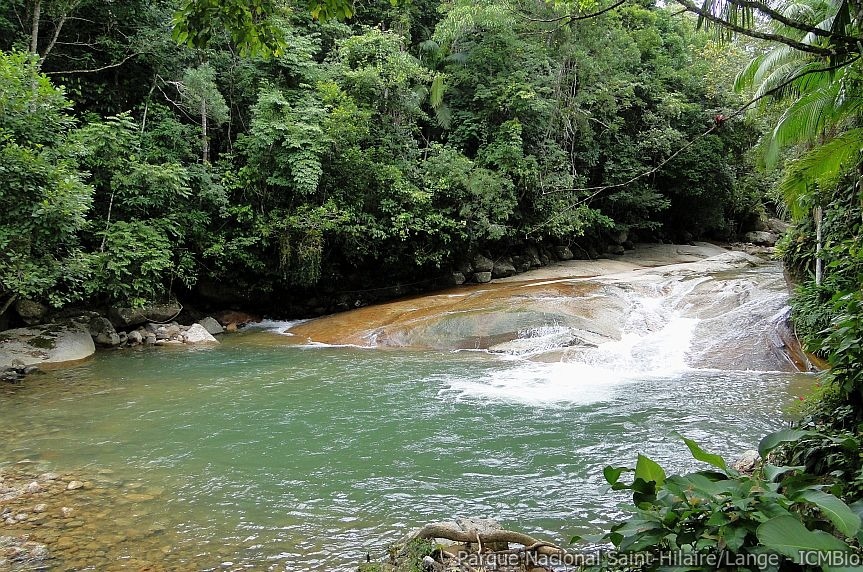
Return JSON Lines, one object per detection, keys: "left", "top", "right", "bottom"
{"left": 357, "top": 564, "right": 383, "bottom": 572}
{"left": 28, "top": 335, "right": 57, "bottom": 350}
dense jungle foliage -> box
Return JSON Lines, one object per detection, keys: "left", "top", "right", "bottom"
{"left": 0, "top": 0, "right": 766, "bottom": 313}
{"left": 3, "top": 0, "right": 863, "bottom": 569}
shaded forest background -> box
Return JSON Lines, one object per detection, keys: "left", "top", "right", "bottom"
{"left": 0, "top": 0, "right": 770, "bottom": 316}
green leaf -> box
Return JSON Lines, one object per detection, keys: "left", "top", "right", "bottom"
{"left": 795, "top": 490, "right": 861, "bottom": 538}
{"left": 756, "top": 515, "right": 852, "bottom": 563}
{"left": 635, "top": 454, "right": 666, "bottom": 486}
{"left": 604, "top": 465, "right": 630, "bottom": 486}
{"left": 722, "top": 524, "right": 749, "bottom": 552}
{"left": 758, "top": 429, "right": 816, "bottom": 457}
{"left": 763, "top": 464, "right": 805, "bottom": 482}
{"left": 680, "top": 435, "right": 731, "bottom": 473}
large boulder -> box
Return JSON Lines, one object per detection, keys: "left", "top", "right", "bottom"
{"left": 553, "top": 245, "right": 574, "bottom": 261}
{"left": 609, "top": 229, "right": 629, "bottom": 245}
{"left": 511, "top": 255, "right": 532, "bottom": 273}
{"left": 182, "top": 324, "right": 219, "bottom": 345}
{"left": 0, "top": 323, "right": 95, "bottom": 367}
{"left": 766, "top": 218, "right": 790, "bottom": 234}
{"left": 492, "top": 260, "right": 517, "bottom": 279}
{"left": 473, "top": 271, "right": 492, "bottom": 284}
{"left": 472, "top": 254, "right": 494, "bottom": 273}
{"left": 109, "top": 302, "right": 182, "bottom": 328}
{"left": 525, "top": 245, "right": 542, "bottom": 267}
{"left": 744, "top": 231, "right": 778, "bottom": 246}
{"left": 88, "top": 316, "right": 121, "bottom": 347}
{"left": 448, "top": 272, "right": 466, "bottom": 286}
{"left": 14, "top": 299, "right": 49, "bottom": 325}
{"left": 197, "top": 317, "right": 224, "bottom": 336}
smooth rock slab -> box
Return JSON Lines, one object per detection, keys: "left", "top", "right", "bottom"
{"left": 0, "top": 324, "right": 95, "bottom": 368}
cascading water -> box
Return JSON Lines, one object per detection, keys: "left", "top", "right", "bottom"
{"left": 0, "top": 247, "right": 809, "bottom": 571}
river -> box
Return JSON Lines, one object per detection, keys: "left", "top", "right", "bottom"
{"left": 0, "top": 245, "right": 812, "bottom": 570}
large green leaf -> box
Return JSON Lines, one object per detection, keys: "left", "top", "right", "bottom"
{"left": 796, "top": 490, "right": 861, "bottom": 538}
{"left": 756, "top": 515, "right": 852, "bottom": 563}
{"left": 758, "top": 429, "right": 816, "bottom": 457}
{"left": 680, "top": 435, "right": 731, "bottom": 473}
{"left": 763, "top": 463, "right": 805, "bottom": 482}
{"left": 635, "top": 454, "right": 666, "bottom": 486}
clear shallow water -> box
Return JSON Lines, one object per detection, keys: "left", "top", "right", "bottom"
{"left": 0, "top": 334, "right": 807, "bottom": 570}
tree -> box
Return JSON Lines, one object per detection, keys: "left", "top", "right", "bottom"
{"left": 0, "top": 51, "right": 93, "bottom": 308}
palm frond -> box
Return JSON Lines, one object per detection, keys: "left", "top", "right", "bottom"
{"left": 778, "top": 128, "right": 863, "bottom": 219}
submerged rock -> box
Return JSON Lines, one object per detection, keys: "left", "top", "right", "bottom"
{"left": 0, "top": 323, "right": 95, "bottom": 368}
{"left": 0, "top": 535, "right": 50, "bottom": 567}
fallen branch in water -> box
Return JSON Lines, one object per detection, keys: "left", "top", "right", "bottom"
{"left": 408, "top": 522, "right": 567, "bottom": 557}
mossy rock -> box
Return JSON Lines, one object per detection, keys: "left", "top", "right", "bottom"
{"left": 0, "top": 323, "right": 95, "bottom": 367}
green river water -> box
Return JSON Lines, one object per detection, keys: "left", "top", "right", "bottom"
{"left": 0, "top": 334, "right": 807, "bottom": 570}
{"left": 0, "top": 256, "right": 811, "bottom": 571}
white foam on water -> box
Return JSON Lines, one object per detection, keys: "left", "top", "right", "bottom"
{"left": 439, "top": 307, "right": 699, "bottom": 406}
{"left": 436, "top": 276, "right": 719, "bottom": 407}
{"left": 438, "top": 360, "right": 636, "bottom": 406}
{"left": 244, "top": 319, "right": 308, "bottom": 335}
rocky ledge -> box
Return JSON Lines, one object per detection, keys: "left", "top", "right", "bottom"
{"left": 0, "top": 313, "right": 225, "bottom": 370}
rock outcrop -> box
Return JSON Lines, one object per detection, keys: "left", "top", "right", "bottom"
{"left": 197, "top": 317, "right": 224, "bottom": 336}
{"left": 14, "top": 299, "right": 48, "bottom": 325}
{"left": 0, "top": 323, "right": 95, "bottom": 368}
{"left": 109, "top": 302, "right": 182, "bottom": 328}
{"left": 744, "top": 231, "right": 778, "bottom": 246}
{"left": 182, "top": 324, "right": 219, "bottom": 344}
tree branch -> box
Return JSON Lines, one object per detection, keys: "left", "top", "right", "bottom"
{"left": 0, "top": 295, "right": 18, "bottom": 319}
{"left": 40, "top": 13, "right": 68, "bottom": 64}
{"left": 516, "top": 0, "right": 627, "bottom": 23}
{"left": 726, "top": 0, "right": 859, "bottom": 47}
{"left": 674, "top": 0, "right": 837, "bottom": 56}
{"left": 45, "top": 51, "right": 140, "bottom": 75}
{"left": 407, "top": 523, "right": 567, "bottom": 558}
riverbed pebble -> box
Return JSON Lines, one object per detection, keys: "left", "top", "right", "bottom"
{"left": 66, "top": 480, "right": 83, "bottom": 490}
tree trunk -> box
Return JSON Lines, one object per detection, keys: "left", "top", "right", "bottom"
{"left": 30, "top": 0, "right": 41, "bottom": 55}
{"left": 201, "top": 98, "right": 209, "bottom": 163}
{"left": 815, "top": 205, "right": 823, "bottom": 286}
